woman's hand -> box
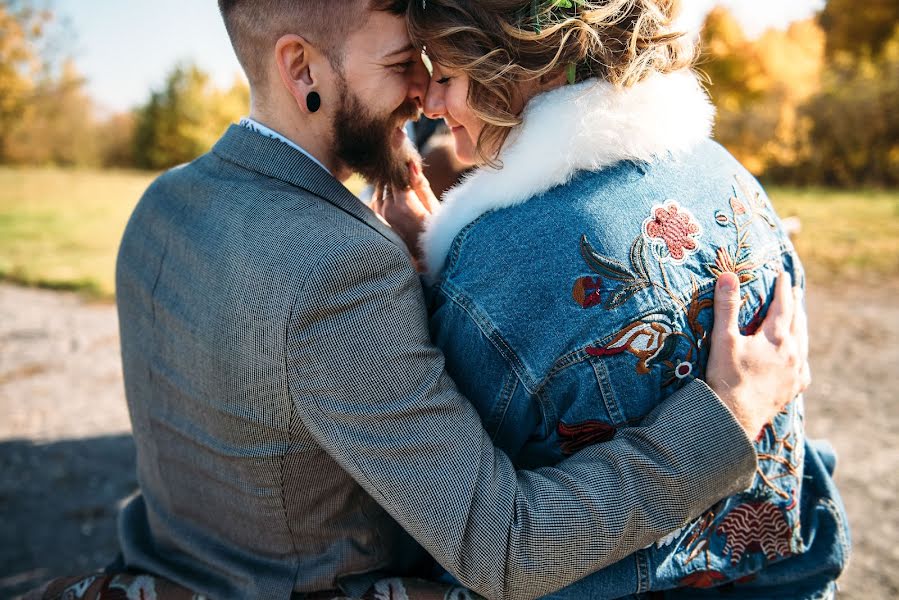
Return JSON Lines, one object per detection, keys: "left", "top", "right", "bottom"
{"left": 705, "top": 271, "right": 810, "bottom": 440}
{"left": 372, "top": 161, "right": 438, "bottom": 263}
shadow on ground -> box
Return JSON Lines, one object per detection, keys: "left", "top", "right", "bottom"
{"left": 2, "top": 282, "right": 898, "bottom": 599}
{"left": 0, "top": 435, "right": 137, "bottom": 599}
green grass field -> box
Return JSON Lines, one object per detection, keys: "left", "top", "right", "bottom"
{"left": 767, "top": 186, "right": 899, "bottom": 283}
{"left": 0, "top": 167, "right": 156, "bottom": 298}
{"left": 1, "top": 167, "right": 896, "bottom": 298}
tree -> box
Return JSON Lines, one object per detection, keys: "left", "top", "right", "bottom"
{"left": 0, "top": 1, "right": 52, "bottom": 160}
{"left": 96, "top": 112, "right": 136, "bottom": 168}
{"left": 819, "top": 0, "right": 899, "bottom": 60}
{"left": 700, "top": 8, "right": 825, "bottom": 175}
{"left": 4, "top": 59, "right": 100, "bottom": 165}
{"left": 792, "top": 28, "right": 899, "bottom": 187}
{"left": 133, "top": 64, "right": 249, "bottom": 170}
{"left": 699, "top": 8, "right": 768, "bottom": 113}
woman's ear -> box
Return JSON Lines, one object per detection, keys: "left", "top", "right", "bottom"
{"left": 274, "top": 34, "right": 320, "bottom": 114}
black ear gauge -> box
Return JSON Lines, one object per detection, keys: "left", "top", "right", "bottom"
{"left": 306, "top": 91, "right": 321, "bottom": 113}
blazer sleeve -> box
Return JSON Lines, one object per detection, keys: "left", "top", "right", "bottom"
{"left": 285, "top": 236, "right": 757, "bottom": 600}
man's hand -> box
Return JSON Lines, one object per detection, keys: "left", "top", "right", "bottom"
{"left": 706, "top": 271, "right": 810, "bottom": 439}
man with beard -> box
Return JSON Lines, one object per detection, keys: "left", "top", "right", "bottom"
{"left": 107, "top": 1, "right": 806, "bottom": 600}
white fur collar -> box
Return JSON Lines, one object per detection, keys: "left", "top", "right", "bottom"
{"left": 421, "top": 70, "right": 715, "bottom": 281}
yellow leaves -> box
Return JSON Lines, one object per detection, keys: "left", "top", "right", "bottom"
{"left": 3, "top": 59, "right": 100, "bottom": 167}
{"left": 701, "top": 7, "right": 826, "bottom": 177}
{"left": 704, "top": 4, "right": 899, "bottom": 185}
{"left": 132, "top": 64, "right": 250, "bottom": 169}
{"left": 821, "top": 0, "right": 899, "bottom": 60}
{"left": 757, "top": 21, "right": 825, "bottom": 102}
{"left": 0, "top": 2, "right": 56, "bottom": 159}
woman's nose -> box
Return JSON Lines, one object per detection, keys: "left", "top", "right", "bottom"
{"left": 423, "top": 83, "right": 446, "bottom": 120}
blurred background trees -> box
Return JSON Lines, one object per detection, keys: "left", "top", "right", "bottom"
{"left": 132, "top": 65, "right": 248, "bottom": 170}
{"left": 819, "top": 0, "right": 899, "bottom": 59}
{"left": 701, "top": 1, "right": 899, "bottom": 187}
{"left": 0, "top": 0, "right": 896, "bottom": 186}
{"left": 0, "top": 1, "right": 53, "bottom": 162}
{"left": 0, "top": 0, "right": 248, "bottom": 171}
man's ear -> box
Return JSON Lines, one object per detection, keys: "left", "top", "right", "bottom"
{"left": 274, "top": 34, "right": 321, "bottom": 114}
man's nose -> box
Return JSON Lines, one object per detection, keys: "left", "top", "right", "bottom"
{"left": 406, "top": 57, "right": 430, "bottom": 110}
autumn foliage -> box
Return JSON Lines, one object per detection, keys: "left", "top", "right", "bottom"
{"left": 0, "top": 1, "right": 896, "bottom": 185}
{"left": 0, "top": 1, "right": 249, "bottom": 170}
{"left": 701, "top": 4, "right": 899, "bottom": 187}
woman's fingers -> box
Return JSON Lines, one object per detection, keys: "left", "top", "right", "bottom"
{"left": 761, "top": 271, "right": 793, "bottom": 345}
{"left": 388, "top": 184, "right": 428, "bottom": 218}
{"left": 374, "top": 161, "right": 437, "bottom": 262}
{"left": 409, "top": 160, "right": 438, "bottom": 213}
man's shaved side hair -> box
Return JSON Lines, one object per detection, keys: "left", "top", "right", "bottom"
{"left": 218, "top": 0, "right": 409, "bottom": 90}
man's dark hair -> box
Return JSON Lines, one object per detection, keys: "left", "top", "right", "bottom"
{"left": 218, "top": 0, "right": 409, "bottom": 89}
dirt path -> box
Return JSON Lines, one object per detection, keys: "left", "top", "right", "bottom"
{"left": 1, "top": 282, "right": 896, "bottom": 599}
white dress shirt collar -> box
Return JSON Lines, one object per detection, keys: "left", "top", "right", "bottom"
{"left": 239, "top": 117, "right": 331, "bottom": 175}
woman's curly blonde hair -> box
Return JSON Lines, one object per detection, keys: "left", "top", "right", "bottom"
{"left": 406, "top": 0, "right": 697, "bottom": 165}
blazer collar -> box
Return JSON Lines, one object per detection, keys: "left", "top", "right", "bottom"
{"left": 212, "top": 124, "right": 406, "bottom": 249}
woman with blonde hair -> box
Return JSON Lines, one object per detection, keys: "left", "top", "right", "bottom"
{"left": 376, "top": 0, "right": 850, "bottom": 597}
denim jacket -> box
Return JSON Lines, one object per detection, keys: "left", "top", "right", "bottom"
{"left": 421, "top": 73, "right": 849, "bottom": 598}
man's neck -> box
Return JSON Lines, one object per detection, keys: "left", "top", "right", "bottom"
{"left": 249, "top": 103, "right": 352, "bottom": 183}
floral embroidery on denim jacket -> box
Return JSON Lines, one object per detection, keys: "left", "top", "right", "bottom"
{"left": 571, "top": 175, "right": 806, "bottom": 586}
{"left": 427, "top": 139, "right": 849, "bottom": 599}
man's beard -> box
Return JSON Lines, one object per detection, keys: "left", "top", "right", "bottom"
{"left": 333, "top": 78, "right": 422, "bottom": 190}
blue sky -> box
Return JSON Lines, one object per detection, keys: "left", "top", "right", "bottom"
{"left": 55, "top": 0, "right": 242, "bottom": 113}
{"left": 54, "top": 0, "right": 825, "bottom": 114}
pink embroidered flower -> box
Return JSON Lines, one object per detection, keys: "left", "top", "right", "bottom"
{"left": 642, "top": 200, "right": 702, "bottom": 263}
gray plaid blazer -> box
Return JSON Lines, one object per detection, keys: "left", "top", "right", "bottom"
{"left": 114, "top": 125, "right": 757, "bottom": 600}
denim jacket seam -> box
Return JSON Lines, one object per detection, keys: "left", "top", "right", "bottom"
{"left": 635, "top": 549, "right": 651, "bottom": 594}
{"left": 819, "top": 497, "right": 851, "bottom": 558}
{"left": 545, "top": 348, "right": 590, "bottom": 374}
{"left": 579, "top": 301, "right": 682, "bottom": 351}
{"left": 440, "top": 278, "right": 557, "bottom": 431}
{"left": 438, "top": 278, "right": 538, "bottom": 392}
{"left": 436, "top": 215, "right": 491, "bottom": 287}
{"left": 438, "top": 279, "right": 568, "bottom": 427}
{"left": 589, "top": 357, "right": 627, "bottom": 426}
{"left": 487, "top": 370, "right": 520, "bottom": 437}
{"left": 439, "top": 276, "right": 644, "bottom": 424}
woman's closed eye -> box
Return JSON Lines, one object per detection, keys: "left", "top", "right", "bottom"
{"left": 435, "top": 76, "right": 452, "bottom": 85}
